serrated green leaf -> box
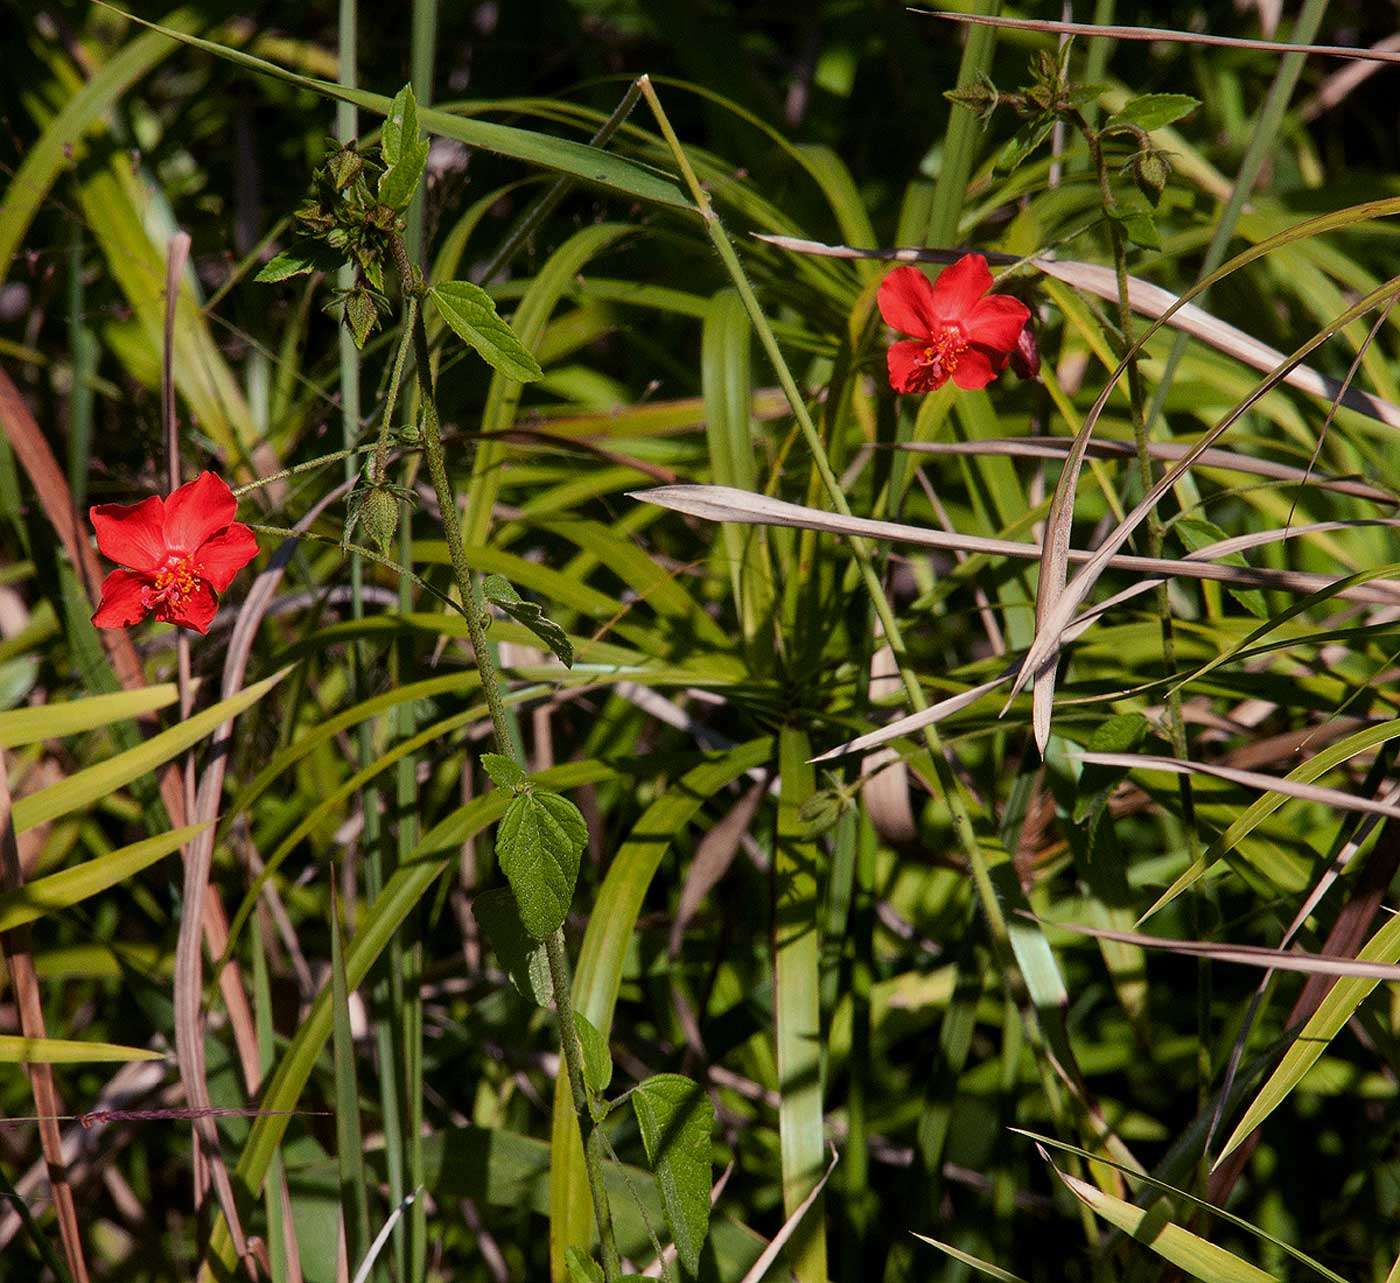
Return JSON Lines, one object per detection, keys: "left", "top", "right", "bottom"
{"left": 1110, "top": 200, "right": 1161, "bottom": 250}
{"left": 497, "top": 789, "right": 587, "bottom": 938}
{"left": 574, "top": 1011, "right": 612, "bottom": 1095}
{"left": 1110, "top": 93, "right": 1201, "bottom": 132}
{"left": 564, "top": 1247, "right": 604, "bottom": 1283}
{"left": 429, "top": 282, "right": 544, "bottom": 383}
{"left": 254, "top": 239, "right": 343, "bottom": 283}
{"left": 379, "top": 137, "right": 429, "bottom": 211}
{"left": 471, "top": 886, "right": 553, "bottom": 1006}
{"left": 481, "top": 753, "right": 526, "bottom": 792}
{"left": 380, "top": 83, "right": 418, "bottom": 169}
{"left": 346, "top": 288, "right": 377, "bottom": 350}
{"left": 483, "top": 573, "right": 574, "bottom": 668}
{"left": 631, "top": 1073, "right": 713, "bottom": 1276}
{"left": 995, "top": 117, "right": 1055, "bottom": 174}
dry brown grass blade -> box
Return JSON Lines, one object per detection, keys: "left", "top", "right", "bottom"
{"left": 751, "top": 235, "right": 1400, "bottom": 432}
{"left": 1078, "top": 750, "right": 1400, "bottom": 822}
{"left": 918, "top": 10, "right": 1400, "bottom": 65}
{"left": 893, "top": 438, "right": 1394, "bottom": 506}
{"left": 1299, "top": 35, "right": 1400, "bottom": 122}
{"left": 1013, "top": 274, "right": 1400, "bottom": 748}
{"left": 161, "top": 230, "right": 256, "bottom": 1269}
{"left": 1042, "top": 915, "right": 1400, "bottom": 981}
{"left": 0, "top": 754, "right": 92, "bottom": 1283}
{"left": 632, "top": 484, "right": 1400, "bottom": 604}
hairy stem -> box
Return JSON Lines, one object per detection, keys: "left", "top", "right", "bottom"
{"left": 388, "top": 229, "right": 621, "bottom": 1280}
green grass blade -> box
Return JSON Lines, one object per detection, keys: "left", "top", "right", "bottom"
{"left": 0, "top": 1035, "right": 163, "bottom": 1063}
{"left": 0, "top": 684, "right": 179, "bottom": 748}
{"left": 12, "top": 669, "right": 286, "bottom": 833}
{"left": 773, "top": 727, "right": 828, "bottom": 1281}
{"left": 331, "top": 890, "right": 372, "bottom": 1271}
{"left": 0, "top": 824, "right": 206, "bottom": 932}
{"left": 95, "top": 6, "right": 690, "bottom": 209}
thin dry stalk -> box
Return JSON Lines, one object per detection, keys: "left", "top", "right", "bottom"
{"left": 0, "top": 755, "right": 91, "bottom": 1283}
{"left": 920, "top": 10, "right": 1400, "bottom": 65}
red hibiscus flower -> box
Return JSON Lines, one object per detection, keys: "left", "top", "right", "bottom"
{"left": 90, "top": 471, "right": 258, "bottom": 635}
{"left": 878, "top": 255, "right": 1031, "bottom": 394}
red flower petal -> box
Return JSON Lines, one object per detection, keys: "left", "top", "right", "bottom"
{"left": 887, "top": 339, "right": 943, "bottom": 394}
{"left": 91, "top": 569, "right": 151, "bottom": 629}
{"left": 929, "top": 253, "right": 993, "bottom": 325}
{"left": 195, "top": 523, "right": 259, "bottom": 592}
{"left": 163, "top": 471, "right": 237, "bottom": 556}
{"left": 158, "top": 582, "right": 218, "bottom": 634}
{"left": 90, "top": 496, "right": 167, "bottom": 573}
{"left": 877, "top": 267, "right": 939, "bottom": 339}
{"left": 951, "top": 346, "right": 998, "bottom": 391}
{"left": 965, "top": 293, "right": 1031, "bottom": 355}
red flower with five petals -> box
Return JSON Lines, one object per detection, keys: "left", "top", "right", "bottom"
{"left": 90, "top": 471, "right": 258, "bottom": 635}
{"left": 878, "top": 255, "right": 1031, "bottom": 394}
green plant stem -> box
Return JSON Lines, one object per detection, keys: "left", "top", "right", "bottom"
{"left": 387, "top": 229, "right": 622, "bottom": 1281}
{"left": 545, "top": 929, "right": 623, "bottom": 1283}
{"left": 231, "top": 444, "right": 381, "bottom": 497}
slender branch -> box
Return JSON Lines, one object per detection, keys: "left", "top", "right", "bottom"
{"left": 387, "top": 229, "right": 621, "bottom": 1280}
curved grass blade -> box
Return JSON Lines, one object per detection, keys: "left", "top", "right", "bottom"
{"left": 0, "top": 684, "right": 180, "bottom": 748}
{"left": 95, "top": 6, "right": 691, "bottom": 209}
{"left": 0, "top": 824, "right": 207, "bottom": 933}
{"left": 12, "top": 669, "right": 287, "bottom": 834}
{"left": 1216, "top": 906, "right": 1400, "bottom": 1165}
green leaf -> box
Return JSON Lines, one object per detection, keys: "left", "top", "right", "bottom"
{"left": 471, "top": 887, "right": 553, "bottom": 1007}
{"left": 631, "top": 1073, "right": 714, "bottom": 1277}
{"left": 254, "top": 239, "right": 343, "bottom": 283}
{"left": 0, "top": 1035, "right": 163, "bottom": 1064}
{"left": 497, "top": 789, "right": 587, "bottom": 938}
{"left": 482, "top": 574, "right": 573, "bottom": 667}
{"left": 1175, "top": 517, "right": 1268, "bottom": 618}
{"left": 481, "top": 753, "right": 526, "bottom": 792}
{"left": 429, "top": 282, "right": 544, "bottom": 383}
{"left": 0, "top": 825, "right": 208, "bottom": 933}
{"left": 564, "top": 1247, "right": 604, "bottom": 1283}
{"left": 12, "top": 669, "right": 286, "bottom": 834}
{"left": 346, "top": 288, "right": 378, "bottom": 350}
{"left": 0, "top": 683, "right": 178, "bottom": 748}
{"left": 574, "top": 1011, "right": 612, "bottom": 1095}
{"left": 379, "top": 139, "right": 429, "bottom": 211}
{"left": 995, "top": 116, "right": 1055, "bottom": 174}
{"left": 329, "top": 892, "right": 370, "bottom": 1268}
{"left": 1109, "top": 194, "right": 1161, "bottom": 249}
{"left": 1109, "top": 93, "right": 1201, "bottom": 132}
{"left": 380, "top": 84, "right": 418, "bottom": 167}
{"left": 379, "top": 85, "right": 429, "bottom": 211}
